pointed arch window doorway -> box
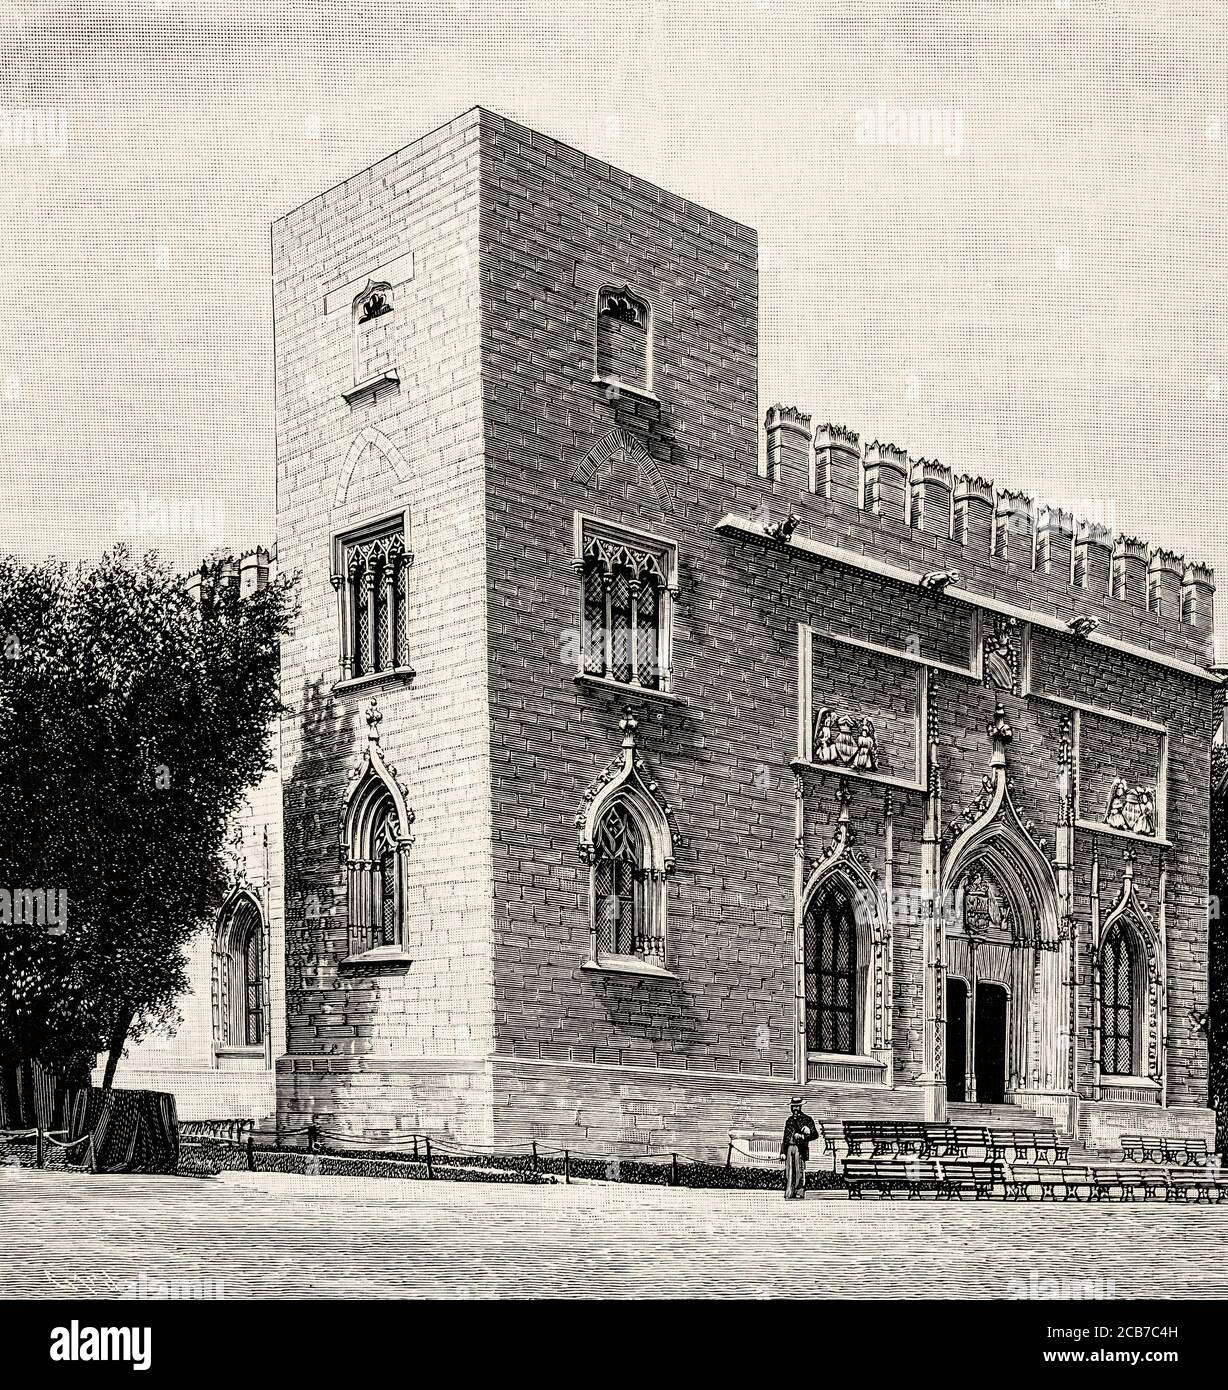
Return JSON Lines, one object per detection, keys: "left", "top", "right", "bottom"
{"left": 214, "top": 892, "right": 266, "bottom": 1054}
{"left": 804, "top": 881, "right": 861, "bottom": 1055}
{"left": 1101, "top": 922, "right": 1138, "bottom": 1077}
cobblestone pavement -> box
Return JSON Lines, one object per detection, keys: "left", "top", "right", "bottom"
{"left": 2, "top": 1167, "right": 1225, "bottom": 1299}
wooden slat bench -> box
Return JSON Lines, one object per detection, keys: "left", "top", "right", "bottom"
{"left": 936, "top": 1160, "right": 1003, "bottom": 1200}
{"left": 842, "top": 1121, "right": 957, "bottom": 1158}
{"left": 988, "top": 1129, "right": 1069, "bottom": 1164}
{"left": 842, "top": 1121, "right": 898, "bottom": 1156}
{"left": 1089, "top": 1166, "right": 1173, "bottom": 1202}
{"left": 1164, "top": 1166, "right": 1228, "bottom": 1203}
{"left": 1119, "top": 1134, "right": 1212, "bottom": 1167}
{"left": 843, "top": 1157, "right": 945, "bottom": 1198}
{"left": 935, "top": 1124, "right": 994, "bottom": 1158}
{"left": 818, "top": 1122, "right": 844, "bottom": 1167}
{"left": 1002, "top": 1164, "right": 1095, "bottom": 1201}
{"left": 842, "top": 1157, "right": 1006, "bottom": 1199}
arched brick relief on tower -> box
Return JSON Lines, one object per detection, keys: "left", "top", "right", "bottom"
{"left": 332, "top": 427, "right": 411, "bottom": 512}
{"left": 571, "top": 427, "right": 672, "bottom": 514}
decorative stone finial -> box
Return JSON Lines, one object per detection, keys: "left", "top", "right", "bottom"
{"left": 988, "top": 701, "right": 1013, "bottom": 756}
{"left": 619, "top": 710, "right": 639, "bottom": 747}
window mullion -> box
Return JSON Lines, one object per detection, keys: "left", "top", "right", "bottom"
{"left": 602, "top": 572, "right": 613, "bottom": 677}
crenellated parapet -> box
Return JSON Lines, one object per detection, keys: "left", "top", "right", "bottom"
{"left": 184, "top": 545, "right": 277, "bottom": 604}
{"left": 754, "top": 405, "right": 1214, "bottom": 655}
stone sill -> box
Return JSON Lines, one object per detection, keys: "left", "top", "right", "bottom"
{"left": 342, "top": 369, "right": 400, "bottom": 406}
{"left": 790, "top": 757, "right": 925, "bottom": 794}
{"left": 1098, "top": 1075, "right": 1160, "bottom": 1091}
{"left": 590, "top": 375, "right": 659, "bottom": 405}
{"left": 582, "top": 955, "right": 677, "bottom": 980}
{"left": 807, "top": 1051, "right": 886, "bottom": 1070}
{"left": 574, "top": 673, "right": 683, "bottom": 705}
{"left": 1075, "top": 818, "right": 1171, "bottom": 848}
{"left": 213, "top": 1045, "right": 265, "bottom": 1059}
{"left": 333, "top": 667, "right": 416, "bottom": 695}
{"left": 339, "top": 946, "right": 413, "bottom": 971}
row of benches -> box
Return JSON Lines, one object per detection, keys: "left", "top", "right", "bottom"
{"left": 829, "top": 1121, "right": 1069, "bottom": 1163}
{"left": 843, "top": 1158, "right": 1228, "bottom": 1202}
{"left": 828, "top": 1122, "right": 1214, "bottom": 1167}
{"left": 1119, "top": 1134, "right": 1213, "bottom": 1166}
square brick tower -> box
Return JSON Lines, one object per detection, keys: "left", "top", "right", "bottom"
{"left": 273, "top": 109, "right": 1217, "bottom": 1160}
{"left": 273, "top": 109, "right": 771, "bottom": 1152}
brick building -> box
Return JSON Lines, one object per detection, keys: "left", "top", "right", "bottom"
{"left": 129, "top": 108, "right": 1222, "bottom": 1158}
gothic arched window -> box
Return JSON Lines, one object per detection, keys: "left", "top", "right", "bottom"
{"left": 804, "top": 882, "right": 859, "bottom": 1055}
{"left": 593, "top": 806, "right": 646, "bottom": 960}
{"left": 345, "top": 793, "right": 404, "bottom": 954}
{"left": 215, "top": 894, "right": 264, "bottom": 1050}
{"left": 595, "top": 285, "right": 651, "bottom": 393}
{"left": 1101, "top": 922, "right": 1138, "bottom": 1076}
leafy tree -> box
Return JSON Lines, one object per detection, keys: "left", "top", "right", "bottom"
{"left": 0, "top": 547, "right": 294, "bottom": 1122}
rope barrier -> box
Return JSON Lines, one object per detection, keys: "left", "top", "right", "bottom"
{"left": 42, "top": 1133, "right": 91, "bottom": 1150}
{"left": 178, "top": 1120, "right": 743, "bottom": 1186}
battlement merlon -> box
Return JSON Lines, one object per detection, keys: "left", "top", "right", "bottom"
{"left": 740, "top": 407, "right": 1216, "bottom": 666}
{"left": 183, "top": 546, "right": 277, "bottom": 604}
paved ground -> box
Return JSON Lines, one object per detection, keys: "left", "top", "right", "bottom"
{"left": 2, "top": 1165, "right": 1226, "bottom": 1299}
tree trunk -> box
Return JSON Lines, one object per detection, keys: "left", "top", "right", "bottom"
{"left": 102, "top": 1008, "right": 135, "bottom": 1090}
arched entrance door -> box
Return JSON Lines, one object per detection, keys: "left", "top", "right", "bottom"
{"left": 974, "top": 982, "right": 1009, "bottom": 1104}
{"left": 946, "top": 979, "right": 968, "bottom": 1103}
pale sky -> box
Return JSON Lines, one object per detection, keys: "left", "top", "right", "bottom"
{"left": 1, "top": 0, "right": 1224, "bottom": 651}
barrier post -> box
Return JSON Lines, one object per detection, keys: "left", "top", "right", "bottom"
{"left": 36, "top": 1127, "right": 44, "bottom": 1169}
{"left": 671, "top": 1153, "right": 679, "bottom": 1186}
{"left": 307, "top": 1122, "right": 319, "bottom": 1154}
{"left": 425, "top": 1136, "right": 433, "bottom": 1180}
{"left": 564, "top": 1149, "right": 570, "bottom": 1184}
{"left": 725, "top": 1140, "right": 733, "bottom": 1172}
{"left": 531, "top": 1141, "right": 538, "bottom": 1173}
{"left": 87, "top": 1134, "right": 97, "bottom": 1174}
{"left": 413, "top": 1134, "right": 419, "bottom": 1162}
{"left": 246, "top": 1135, "right": 256, "bottom": 1172}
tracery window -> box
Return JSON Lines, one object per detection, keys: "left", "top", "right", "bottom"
{"left": 592, "top": 806, "right": 651, "bottom": 961}
{"left": 576, "top": 517, "right": 676, "bottom": 692}
{"left": 332, "top": 518, "right": 411, "bottom": 681}
{"left": 804, "top": 882, "right": 859, "bottom": 1055}
{"left": 1101, "top": 922, "right": 1137, "bottom": 1076}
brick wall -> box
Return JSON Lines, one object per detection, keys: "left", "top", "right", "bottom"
{"left": 475, "top": 110, "right": 1213, "bottom": 1128}
{"left": 272, "top": 110, "right": 495, "bottom": 1130}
